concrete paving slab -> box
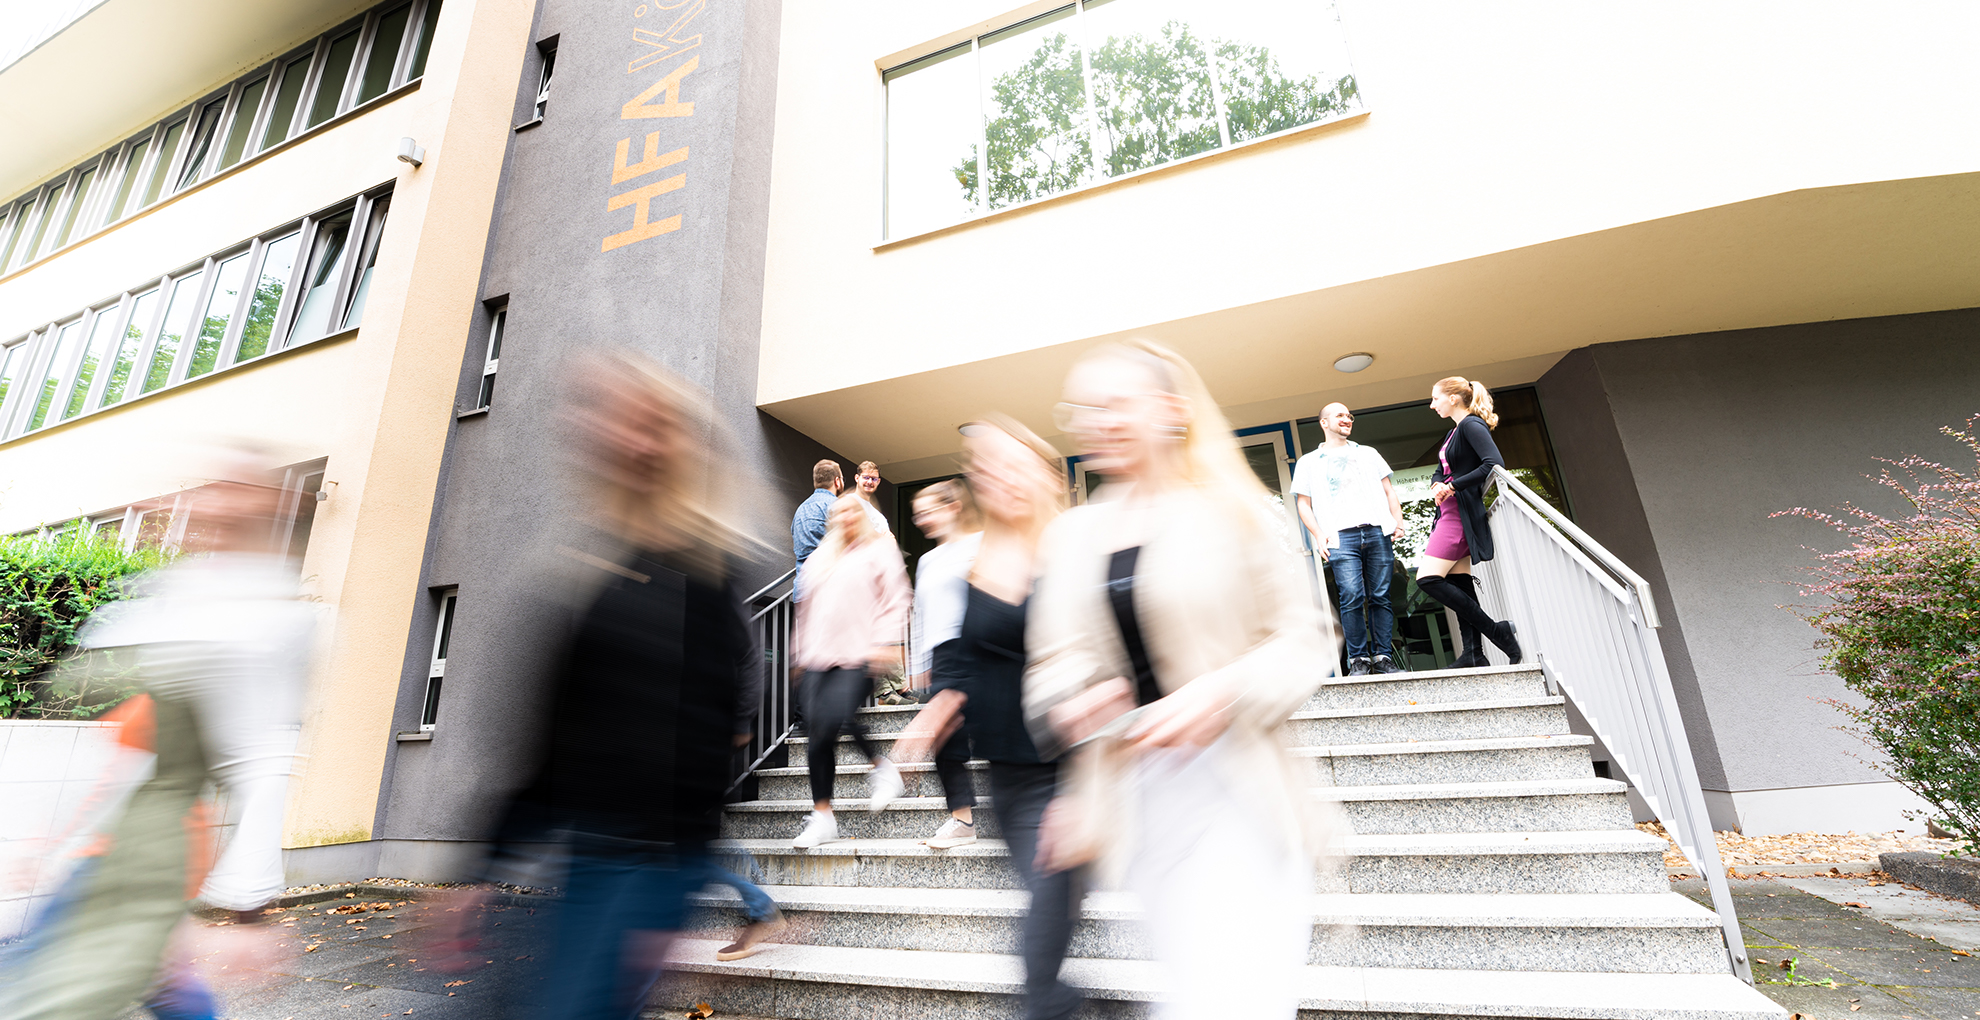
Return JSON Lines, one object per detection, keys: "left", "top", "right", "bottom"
{"left": 1784, "top": 875, "right": 1980, "bottom": 952}
{"left": 1799, "top": 948, "right": 1980, "bottom": 989}
{"left": 1760, "top": 983, "right": 1942, "bottom": 1019}
{"left": 1887, "top": 985, "right": 1980, "bottom": 1019}
{"left": 1744, "top": 917, "right": 1936, "bottom": 952}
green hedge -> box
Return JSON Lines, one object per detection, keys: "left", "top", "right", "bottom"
{"left": 1780, "top": 418, "right": 1980, "bottom": 857}
{"left": 0, "top": 526, "right": 168, "bottom": 719}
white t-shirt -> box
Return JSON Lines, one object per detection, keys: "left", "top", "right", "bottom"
{"left": 909, "top": 531, "right": 982, "bottom": 675}
{"left": 860, "top": 494, "right": 888, "bottom": 535}
{"left": 1290, "top": 440, "right": 1394, "bottom": 547}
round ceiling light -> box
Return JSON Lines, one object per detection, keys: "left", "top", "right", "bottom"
{"left": 1333, "top": 352, "right": 1375, "bottom": 374}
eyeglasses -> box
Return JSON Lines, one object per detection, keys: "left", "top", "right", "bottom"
{"left": 1051, "top": 401, "right": 1121, "bottom": 433}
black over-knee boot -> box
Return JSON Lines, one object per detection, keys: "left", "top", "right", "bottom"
{"left": 1446, "top": 573, "right": 1490, "bottom": 668}
{"left": 1417, "top": 573, "right": 1523, "bottom": 665}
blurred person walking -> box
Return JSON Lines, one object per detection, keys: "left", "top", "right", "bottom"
{"left": 1292, "top": 401, "right": 1406, "bottom": 675}
{"left": 0, "top": 454, "right": 318, "bottom": 1020}
{"left": 1414, "top": 377, "right": 1522, "bottom": 668}
{"left": 853, "top": 460, "right": 889, "bottom": 536}
{"left": 906, "top": 480, "right": 983, "bottom": 848}
{"left": 1026, "top": 340, "right": 1341, "bottom": 1019}
{"left": 789, "top": 493, "right": 910, "bottom": 848}
{"left": 457, "top": 353, "right": 770, "bottom": 1018}
{"left": 791, "top": 459, "right": 844, "bottom": 565}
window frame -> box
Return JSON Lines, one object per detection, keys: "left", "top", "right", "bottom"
{"left": 422, "top": 588, "right": 457, "bottom": 730}
{"left": 533, "top": 40, "right": 557, "bottom": 119}
{"left": 259, "top": 45, "right": 321, "bottom": 153}
{"left": 476, "top": 304, "right": 505, "bottom": 410}
{"left": 0, "top": 334, "right": 34, "bottom": 436}
{"left": 215, "top": 65, "right": 278, "bottom": 173}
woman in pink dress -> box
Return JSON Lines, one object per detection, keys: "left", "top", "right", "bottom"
{"left": 1414, "top": 376, "right": 1523, "bottom": 667}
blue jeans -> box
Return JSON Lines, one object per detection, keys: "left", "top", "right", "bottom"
{"left": 543, "top": 842, "right": 699, "bottom": 1020}
{"left": 688, "top": 857, "right": 778, "bottom": 922}
{"left": 1329, "top": 525, "right": 1396, "bottom": 662}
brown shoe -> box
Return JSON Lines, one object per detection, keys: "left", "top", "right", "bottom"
{"left": 714, "top": 910, "right": 786, "bottom": 961}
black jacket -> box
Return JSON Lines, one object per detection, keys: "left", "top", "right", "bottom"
{"left": 1430, "top": 414, "right": 1505, "bottom": 564}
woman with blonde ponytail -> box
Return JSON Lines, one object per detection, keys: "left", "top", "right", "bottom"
{"left": 1417, "top": 376, "right": 1522, "bottom": 667}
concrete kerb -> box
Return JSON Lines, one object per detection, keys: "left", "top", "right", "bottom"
{"left": 192, "top": 881, "right": 560, "bottom": 919}
{"left": 1667, "top": 862, "right": 1883, "bottom": 878}
{"left": 1881, "top": 851, "right": 1980, "bottom": 906}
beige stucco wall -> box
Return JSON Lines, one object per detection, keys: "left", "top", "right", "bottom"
{"left": 0, "top": 0, "right": 535, "bottom": 849}
{"left": 759, "top": 0, "right": 1980, "bottom": 473}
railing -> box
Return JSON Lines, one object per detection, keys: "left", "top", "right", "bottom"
{"left": 731, "top": 567, "right": 798, "bottom": 794}
{"left": 1470, "top": 466, "right": 1754, "bottom": 985}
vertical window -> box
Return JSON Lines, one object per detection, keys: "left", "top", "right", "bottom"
{"left": 185, "top": 252, "right": 250, "bottom": 379}
{"left": 143, "top": 271, "right": 204, "bottom": 393}
{"left": 423, "top": 590, "right": 456, "bottom": 730}
{"left": 64, "top": 303, "right": 124, "bottom": 421}
{"left": 177, "top": 100, "right": 226, "bottom": 191}
{"left": 358, "top": 6, "right": 413, "bottom": 105}
{"left": 477, "top": 307, "right": 505, "bottom": 409}
{"left": 282, "top": 469, "right": 325, "bottom": 563}
{"left": 51, "top": 166, "right": 98, "bottom": 249}
{"left": 28, "top": 320, "right": 84, "bottom": 431}
{"left": 21, "top": 184, "right": 66, "bottom": 265}
{"left": 100, "top": 288, "right": 159, "bottom": 407}
{"left": 533, "top": 44, "right": 557, "bottom": 119}
{"left": 262, "top": 55, "right": 312, "bottom": 151}
{"left": 979, "top": 8, "right": 1093, "bottom": 211}
{"left": 0, "top": 341, "right": 24, "bottom": 421}
{"left": 0, "top": 204, "right": 20, "bottom": 269}
{"left": 141, "top": 119, "right": 187, "bottom": 208}
{"left": 104, "top": 137, "right": 150, "bottom": 224}
{"left": 342, "top": 197, "right": 390, "bottom": 329}
{"left": 288, "top": 210, "right": 353, "bottom": 343}
{"left": 309, "top": 30, "right": 362, "bottom": 127}
{"left": 235, "top": 232, "right": 302, "bottom": 362}
{"left": 407, "top": 0, "right": 444, "bottom": 80}
{"left": 218, "top": 77, "right": 269, "bottom": 171}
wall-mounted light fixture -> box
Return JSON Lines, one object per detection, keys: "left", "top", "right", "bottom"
{"left": 316, "top": 481, "right": 339, "bottom": 502}
{"left": 1333, "top": 352, "right": 1375, "bottom": 373}
{"left": 396, "top": 137, "right": 425, "bottom": 167}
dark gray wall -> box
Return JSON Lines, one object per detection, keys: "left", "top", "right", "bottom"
{"left": 1538, "top": 307, "right": 1980, "bottom": 797}
{"left": 368, "top": 0, "right": 872, "bottom": 845}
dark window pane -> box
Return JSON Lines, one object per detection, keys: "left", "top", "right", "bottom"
{"left": 309, "top": 31, "right": 361, "bottom": 127}
{"left": 287, "top": 471, "right": 324, "bottom": 562}
{"left": 141, "top": 120, "right": 185, "bottom": 208}
{"left": 105, "top": 138, "right": 149, "bottom": 223}
{"left": 408, "top": 0, "right": 443, "bottom": 80}
{"left": 358, "top": 6, "right": 412, "bottom": 104}
{"left": 51, "top": 166, "right": 95, "bottom": 248}
{"left": 218, "top": 77, "right": 268, "bottom": 170}
{"left": 177, "top": 101, "right": 225, "bottom": 191}
{"left": 477, "top": 372, "right": 495, "bottom": 409}
{"left": 262, "top": 56, "right": 311, "bottom": 150}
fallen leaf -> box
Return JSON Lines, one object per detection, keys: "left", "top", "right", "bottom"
{"left": 1850, "top": 1007, "right": 1860, "bottom": 1012}
{"left": 685, "top": 1004, "right": 715, "bottom": 1019}
{"left": 1844, "top": 902, "right": 1868, "bottom": 909}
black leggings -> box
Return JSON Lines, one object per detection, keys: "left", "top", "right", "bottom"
{"left": 801, "top": 668, "right": 877, "bottom": 804}
{"left": 928, "top": 641, "right": 978, "bottom": 812}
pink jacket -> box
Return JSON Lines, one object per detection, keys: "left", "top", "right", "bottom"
{"left": 794, "top": 538, "right": 910, "bottom": 671}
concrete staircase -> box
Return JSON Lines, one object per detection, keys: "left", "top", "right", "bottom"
{"left": 666, "top": 664, "right": 1785, "bottom": 1019}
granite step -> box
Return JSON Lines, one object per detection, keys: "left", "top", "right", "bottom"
{"left": 754, "top": 759, "right": 993, "bottom": 802}
{"left": 849, "top": 703, "right": 929, "bottom": 734}
{"left": 1316, "top": 777, "right": 1633, "bottom": 834}
{"left": 684, "top": 886, "right": 1730, "bottom": 973}
{"left": 1288, "top": 695, "right": 1569, "bottom": 745}
{"left": 719, "top": 797, "right": 1001, "bottom": 841}
{"left": 1299, "top": 734, "right": 1597, "bottom": 787}
{"left": 713, "top": 838, "right": 1024, "bottom": 891}
{"left": 787, "top": 729, "right": 921, "bottom": 767}
{"left": 661, "top": 940, "right": 1786, "bottom": 1019}
{"left": 1304, "top": 664, "right": 1548, "bottom": 711}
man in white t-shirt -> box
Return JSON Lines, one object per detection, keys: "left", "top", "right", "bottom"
{"left": 854, "top": 460, "right": 890, "bottom": 535}
{"left": 1292, "top": 402, "right": 1406, "bottom": 675}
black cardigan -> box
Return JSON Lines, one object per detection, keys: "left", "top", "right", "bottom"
{"left": 1430, "top": 414, "right": 1506, "bottom": 564}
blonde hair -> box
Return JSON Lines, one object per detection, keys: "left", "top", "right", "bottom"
{"left": 1435, "top": 376, "right": 1499, "bottom": 429}
{"left": 915, "top": 478, "right": 982, "bottom": 532}
{"left": 804, "top": 492, "right": 880, "bottom": 576}
{"left": 962, "top": 412, "right": 1068, "bottom": 514}
{"left": 569, "top": 351, "right": 768, "bottom": 579}
{"left": 1082, "top": 339, "right": 1272, "bottom": 534}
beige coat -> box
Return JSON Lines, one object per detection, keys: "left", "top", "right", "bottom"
{"left": 1024, "top": 486, "right": 1343, "bottom": 879}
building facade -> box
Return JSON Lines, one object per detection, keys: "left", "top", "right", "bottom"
{"left": 1, "top": 0, "right": 1976, "bottom": 885}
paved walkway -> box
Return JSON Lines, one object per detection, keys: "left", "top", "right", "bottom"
{"left": 1673, "top": 877, "right": 1980, "bottom": 1020}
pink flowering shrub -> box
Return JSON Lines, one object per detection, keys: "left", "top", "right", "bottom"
{"left": 1776, "top": 417, "right": 1980, "bottom": 857}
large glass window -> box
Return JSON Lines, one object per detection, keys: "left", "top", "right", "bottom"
{"left": 141, "top": 120, "right": 186, "bottom": 209}
{"left": 309, "top": 31, "right": 362, "bottom": 127}
{"left": 27, "top": 320, "right": 84, "bottom": 431}
{"left": 408, "top": 0, "right": 443, "bottom": 80}
{"left": 64, "top": 305, "right": 124, "bottom": 421}
{"left": 262, "top": 55, "right": 313, "bottom": 151}
{"left": 185, "top": 252, "right": 251, "bottom": 379}
{"left": 143, "top": 272, "right": 205, "bottom": 393}
{"left": 289, "top": 210, "right": 353, "bottom": 343}
{"left": 0, "top": 203, "right": 26, "bottom": 269}
{"left": 342, "top": 198, "right": 390, "bottom": 329}
{"left": 218, "top": 77, "right": 269, "bottom": 171}
{"left": 236, "top": 232, "right": 301, "bottom": 362}
{"left": 358, "top": 6, "right": 413, "bottom": 106}
{"left": 51, "top": 167, "right": 97, "bottom": 250}
{"left": 20, "top": 184, "right": 65, "bottom": 266}
{"left": 0, "top": 341, "right": 24, "bottom": 420}
{"left": 100, "top": 288, "right": 159, "bottom": 408}
{"left": 104, "top": 137, "right": 150, "bottom": 224}
{"left": 177, "top": 100, "right": 226, "bottom": 192}
{"left": 882, "top": 0, "right": 1361, "bottom": 238}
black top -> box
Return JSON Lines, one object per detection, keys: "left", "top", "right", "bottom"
{"left": 1430, "top": 414, "right": 1506, "bottom": 563}
{"left": 957, "top": 584, "right": 1045, "bottom": 765}
{"left": 498, "top": 549, "right": 760, "bottom": 852}
{"left": 1105, "top": 546, "right": 1163, "bottom": 707}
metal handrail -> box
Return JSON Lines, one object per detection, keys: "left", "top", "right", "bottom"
{"left": 1472, "top": 466, "right": 1753, "bottom": 984}
{"left": 731, "top": 568, "right": 799, "bottom": 793}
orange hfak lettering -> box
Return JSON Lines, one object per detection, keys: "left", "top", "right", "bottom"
{"left": 629, "top": 0, "right": 706, "bottom": 73}
{"left": 604, "top": 45, "right": 699, "bottom": 251}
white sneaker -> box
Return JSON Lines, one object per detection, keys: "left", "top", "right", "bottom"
{"left": 924, "top": 816, "right": 976, "bottom": 849}
{"left": 792, "top": 809, "right": 838, "bottom": 848}
{"left": 867, "top": 757, "right": 905, "bottom": 813}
